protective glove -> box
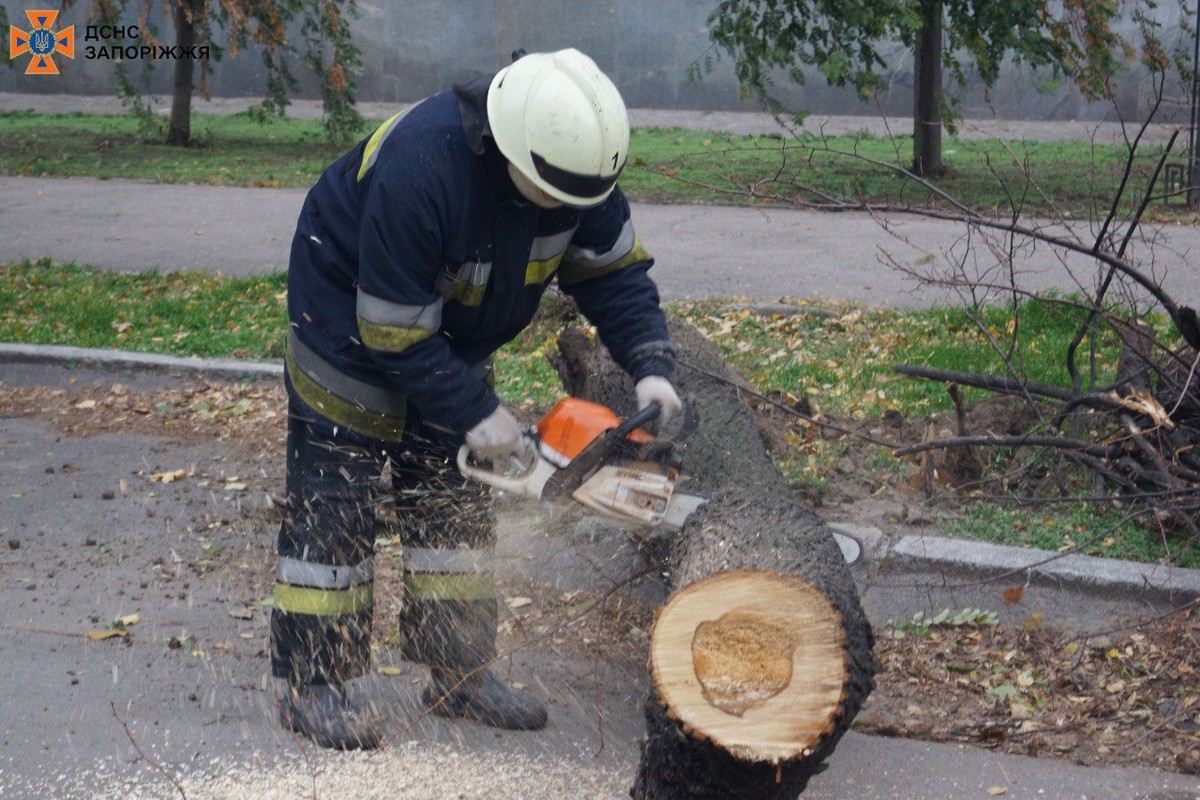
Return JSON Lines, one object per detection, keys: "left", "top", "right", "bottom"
{"left": 465, "top": 405, "right": 529, "bottom": 468}
{"left": 635, "top": 376, "right": 682, "bottom": 433}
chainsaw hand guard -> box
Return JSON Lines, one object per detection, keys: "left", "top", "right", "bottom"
{"left": 456, "top": 437, "right": 556, "bottom": 500}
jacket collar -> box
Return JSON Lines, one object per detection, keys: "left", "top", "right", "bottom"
{"left": 453, "top": 73, "right": 494, "bottom": 157}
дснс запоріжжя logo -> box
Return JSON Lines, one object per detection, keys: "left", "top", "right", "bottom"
{"left": 9, "top": 9, "right": 75, "bottom": 75}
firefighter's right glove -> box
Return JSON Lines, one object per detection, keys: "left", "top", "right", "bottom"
{"left": 465, "top": 405, "right": 529, "bottom": 469}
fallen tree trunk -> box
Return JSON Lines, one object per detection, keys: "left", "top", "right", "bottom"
{"left": 551, "top": 318, "right": 875, "bottom": 799}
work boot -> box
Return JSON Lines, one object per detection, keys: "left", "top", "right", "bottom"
{"left": 278, "top": 682, "right": 385, "bottom": 750}
{"left": 423, "top": 666, "right": 548, "bottom": 731}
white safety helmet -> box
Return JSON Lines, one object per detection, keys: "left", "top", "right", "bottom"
{"left": 487, "top": 49, "right": 630, "bottom": 208}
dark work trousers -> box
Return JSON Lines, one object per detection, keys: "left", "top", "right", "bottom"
{"left": 270, "top": 378, "right": 496, "bottom": 687}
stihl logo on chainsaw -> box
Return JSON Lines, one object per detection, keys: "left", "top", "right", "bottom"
{"left": 457, "top": 397, "right": 706, "bottom": 531}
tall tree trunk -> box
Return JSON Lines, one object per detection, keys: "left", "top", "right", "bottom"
{"left": 912, "top": 0, "right": 943, "bottom": 177}
{"left": 167, "top": 0, "right": 196, "bottom": 147}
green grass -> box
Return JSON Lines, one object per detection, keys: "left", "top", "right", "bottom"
{"left": 0, "top": 110, "right": 1184, "bottom": 218}
{"left": 676, "top": 296, "right": 1168, "bottom": 420}
{"left": 945, "top": 503, "right": 1200, "bottom": 569}
{"left": 622, "top": 127, "right": 1175, "bottom": 220}
{"left": 0, "top": 259, "right": 289, "bottom": 358}
{"left": 0, "top": 110, "right": 352, "bottom": 187}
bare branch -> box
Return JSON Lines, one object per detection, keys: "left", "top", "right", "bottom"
{"left": 111, "top": 701, "right": 187, "bottom": 800}
{"left": 894, "top": 434, "right": 1119, "bottom": 460}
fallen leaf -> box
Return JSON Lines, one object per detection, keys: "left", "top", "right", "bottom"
{"left": 116, "top": 613, "right": 140, "bottom": 627}
{"left": 506, "top": 596, "right": 533, "bottom": 609}
{"left": 85, "top": 629, "right": 127, "bottom": 640}
{"left": 377, "top": 665, "right": 403, "bottom": 676}
{"left": 151, "top": 469, "right": 188, "bottom": 484}
{"left": 987, "top": 786, "right": 1008, "bottom": 795}
{"left": 1000, "top": 585, "right": 1025, "bottom": 605}
{"left": 75, "top": 399, "right": 97, "bottom": 410}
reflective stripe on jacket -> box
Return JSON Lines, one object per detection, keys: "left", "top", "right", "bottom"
{"left": 286, "top": 73, "right": 675, "bottom": 438}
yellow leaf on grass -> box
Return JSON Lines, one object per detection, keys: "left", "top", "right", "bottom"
{"left": 377, "top": 666, "right": 403, "bottom": 676}
{"left": 85, "top": 629, "right": 127, "bottom": 640}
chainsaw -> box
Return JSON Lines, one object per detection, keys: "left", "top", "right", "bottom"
{"left": 457, "top": 397, "right": 862, "bottom": 564}
{"left": 457, "top": 397, "right": 706, "bottom": 530}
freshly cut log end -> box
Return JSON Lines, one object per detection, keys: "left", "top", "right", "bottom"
{"left": 650, "top": 570, "right": 848, "bottom": 765}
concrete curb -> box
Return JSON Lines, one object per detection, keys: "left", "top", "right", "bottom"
{"left": 5, "top": 342, "right": 1200, "bottom": 604}
{"left": 0, "top": 342, "right": 282, "bottom": 381}
{"left": 888, "top": 535, "right": 1200, "bottom": 606}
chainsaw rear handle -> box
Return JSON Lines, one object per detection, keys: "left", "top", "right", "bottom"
{"left": 456, "top": 435, "right": 558, "bottom": 499}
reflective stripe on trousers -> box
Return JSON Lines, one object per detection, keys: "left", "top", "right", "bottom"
{"left": 270, "top": 379, "right": 496, "bottom": 685}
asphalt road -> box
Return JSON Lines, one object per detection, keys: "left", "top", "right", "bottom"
{"left": 5, "top": 174, "right": 1200, "bottom": 310}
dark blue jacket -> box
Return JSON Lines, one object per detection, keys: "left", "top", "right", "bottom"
{"left": 285, "top": 74, "right": 674, "bottom": 441}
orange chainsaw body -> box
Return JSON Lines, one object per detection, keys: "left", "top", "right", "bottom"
{"left": 535, "top": 397, "right": 653, "bottom": 467}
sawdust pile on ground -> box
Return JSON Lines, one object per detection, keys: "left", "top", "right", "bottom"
{"left": 26, "top": 742, "right": 630, "bottom": 800}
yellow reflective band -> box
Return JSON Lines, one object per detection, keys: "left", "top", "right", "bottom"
{"left": 404, "top": 572, "right": 495, "bottom": 601}
{"left": 357, "top": 108, "right": 411, "bottom": 182}
{"left": 274, "top": 582, "right": 374, "bottom": 616}
{"left": 524, "top": 253, "right": 565, "bottom": 286}
{"left": 442, "top": 280, "right": 487, "bottom": 307}
{"left": 558, "top": 237, "right": 651, "bottom": 286}
{"left": 357, "top": 317, "right": 436, "bottom": 353}
{"left": 286, "top": 350, "right": 408, "bottom": 442}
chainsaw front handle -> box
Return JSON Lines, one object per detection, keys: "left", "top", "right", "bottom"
{"left": 456, "top": 439, "right": 558, "bottom": 500}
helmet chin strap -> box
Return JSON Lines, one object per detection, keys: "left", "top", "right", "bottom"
{"left": 506, "top": 162, "right": 563, "bottom": 209}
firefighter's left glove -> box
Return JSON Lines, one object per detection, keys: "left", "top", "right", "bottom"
{"left": 465, "top": 405, "right": 529, "bottom": 468}
{"left": 635, "top": 376, "right": 682, "bottom": 433}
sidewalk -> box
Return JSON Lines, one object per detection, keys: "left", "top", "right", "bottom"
{"left": 6, "top": 172, "right": 1200, "bottom": 309}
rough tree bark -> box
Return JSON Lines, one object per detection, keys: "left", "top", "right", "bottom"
{"left": 167, "top": 0, "right": 197, "bottom": 147}
{"left": 912, "top": 0, "right": 944, "bottom": 177}
{"left": 551, "top": 318, "right": 876, "bottom": 800}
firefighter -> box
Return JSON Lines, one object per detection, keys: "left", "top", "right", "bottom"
{"left": 271, "top": 48, "right": 682, "bottom": 749}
